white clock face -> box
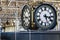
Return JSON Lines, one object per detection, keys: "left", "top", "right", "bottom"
{"left": 23, "top": 8, "right": 30, "bottom": 26}
{"left": 35, "top": 4, "right": 57, "bottom": 30}
{"left": 22, "top": 5, "right": 30, "bottom": 29}
{"left": 37, "top": 7, "right": 54, "bottom": 26}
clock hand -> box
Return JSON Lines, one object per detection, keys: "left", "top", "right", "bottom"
{"left": 44, "top": 14, "right": 50, "bottom": 23}
{"left": 44, "top": 14, "right": 50, "bottom": 19}
{"left": 44, "top": 14, "right": 47, "bottom": 20}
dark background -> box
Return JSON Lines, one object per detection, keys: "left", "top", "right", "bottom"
{"left": 0, "top": 31, "right": 60, "bottom": 40}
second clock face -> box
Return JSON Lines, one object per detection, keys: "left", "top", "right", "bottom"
{"left": 22, "top": 5, "right": 31, "bottom": 29}
{"left": 34, "top": 4, "right": 57, "bottom": 30}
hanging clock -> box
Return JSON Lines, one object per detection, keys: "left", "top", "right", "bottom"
{"left": 34, "top": 4, "right": 57, "bottom": 30}
{"left": 21, "top": 5, "right": 31, "bottom": 30}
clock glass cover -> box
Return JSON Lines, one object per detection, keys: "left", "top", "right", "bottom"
{"left": 34, "top": 4, "right": 57, "bottom": 30}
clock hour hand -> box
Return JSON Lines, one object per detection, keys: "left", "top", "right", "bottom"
{"left": 44, "top": 14, "right": 47, "bottom": 20}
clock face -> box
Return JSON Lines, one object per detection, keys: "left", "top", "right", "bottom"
{"left": 22, "top": 5, "right": 31, "bottom": 29}
{"left": 34, "top": 4, "right": 57, "bottom": 30}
